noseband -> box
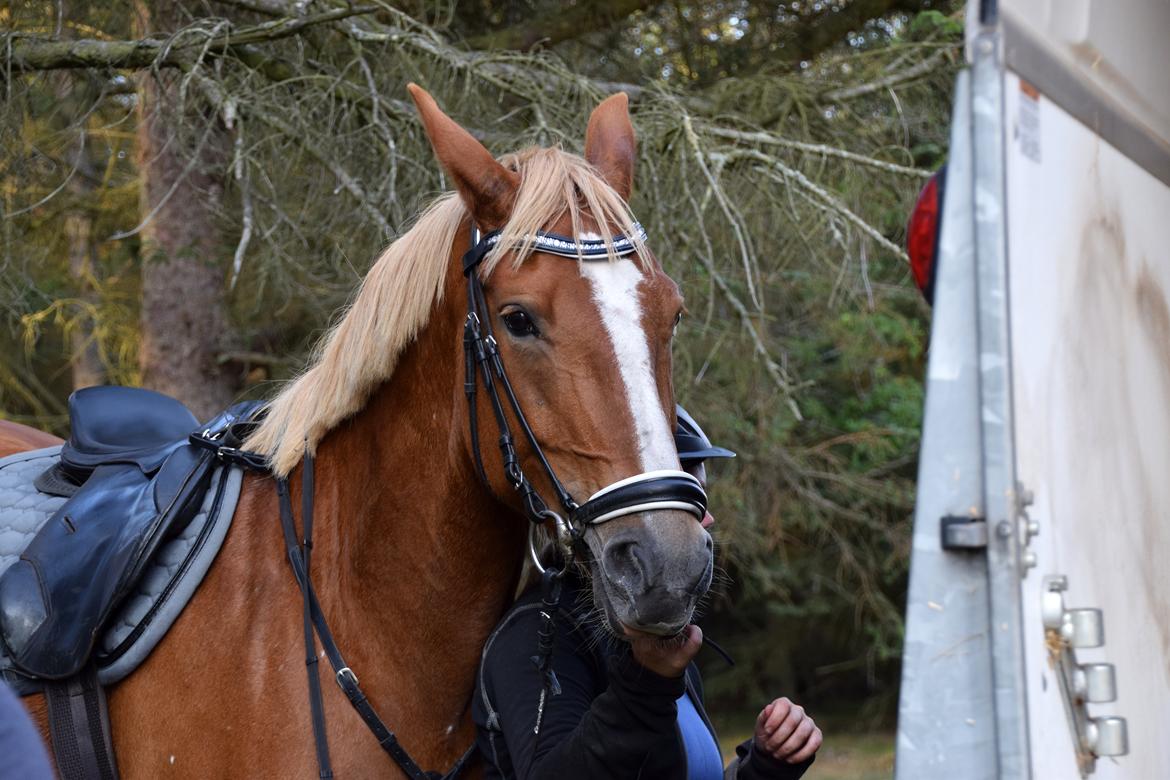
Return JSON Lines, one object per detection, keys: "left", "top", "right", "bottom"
{"left": 460, "top": 223, "right": 707, "bottom": 569}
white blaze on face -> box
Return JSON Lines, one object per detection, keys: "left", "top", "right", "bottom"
{"left": 580, "top": 259, "right": 679, "bottom": 472}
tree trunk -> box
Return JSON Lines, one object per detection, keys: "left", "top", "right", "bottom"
{"left": 53, "top": 63, "right": 107, "bottom": 391}
{"left": 134, "top": 0, "right": 236, "bottom": 420}
{"left": 65, "top": 205, "right": 105, "bottom": 389}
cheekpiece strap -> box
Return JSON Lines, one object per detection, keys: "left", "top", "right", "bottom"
{"left": 462, "top": 224, "right": 647, "bottom": 275}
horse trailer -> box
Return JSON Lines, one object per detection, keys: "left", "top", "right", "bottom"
{"left": 895, "top": 1, "right": 1170, "bottom": 778}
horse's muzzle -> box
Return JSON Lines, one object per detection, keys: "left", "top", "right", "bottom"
{"left": 594, "top": 510, "right": 713, "bottom": 635}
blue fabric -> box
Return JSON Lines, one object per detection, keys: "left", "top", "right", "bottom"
{"left": 0, "top": 682, "right": 53, "bottom": 779}
{"left": 677, "top": 691, "right": 723, "bottom": 780}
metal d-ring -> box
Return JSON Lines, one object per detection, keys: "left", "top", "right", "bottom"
{"left": 527, "top": 523, "right": 548, "bottom": 574}
{"left": 528, "top": 510, "right": 575, "bottom": 573}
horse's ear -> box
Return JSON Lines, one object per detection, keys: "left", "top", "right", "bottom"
{"left": 407, "top": 83, "right": 519, "bottom": 230}
{"left": 584, "top": 92, "right": 635, "bottom": 202}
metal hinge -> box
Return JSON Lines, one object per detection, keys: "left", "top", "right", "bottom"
{"left": 1042, "top": 575, "right": 1129, "bottom": 775}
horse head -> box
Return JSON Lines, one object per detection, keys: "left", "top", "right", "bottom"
{"left": 409, "top": 86, "right": 713, "bottom": 638}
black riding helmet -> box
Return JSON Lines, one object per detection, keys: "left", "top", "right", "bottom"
{"left": 674, "top": 405, "right": 736, "bottom": 465}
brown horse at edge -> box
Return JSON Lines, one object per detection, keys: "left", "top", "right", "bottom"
{"left": 1, "top": 86, "right": 712, "bottom": 777}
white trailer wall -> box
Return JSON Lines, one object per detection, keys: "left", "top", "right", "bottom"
{"left": 1005, "top": 70, "right": 1170, "bottom": 779}
{"left": 1001, "top": 1, "right": 1170, "bottom": 776}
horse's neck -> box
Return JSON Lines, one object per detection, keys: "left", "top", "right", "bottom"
{"left": 302, "top": 292, "right": 527, "bottom": 733}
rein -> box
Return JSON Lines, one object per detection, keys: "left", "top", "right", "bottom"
{"left": 271, "top": 451, "right": 476, "bottom": 780}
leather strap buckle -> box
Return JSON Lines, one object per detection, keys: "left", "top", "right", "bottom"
{"left": 336, "top": 666, "right": 359, "bottom": 690}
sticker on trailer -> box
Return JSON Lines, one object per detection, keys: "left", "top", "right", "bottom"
{"left": 1016, "top": 80, "right": 1041, "bottom": 163}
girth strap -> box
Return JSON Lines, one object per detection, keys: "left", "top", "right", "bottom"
{"left": 44, "top": 666, "right": 119, "bottom": 780}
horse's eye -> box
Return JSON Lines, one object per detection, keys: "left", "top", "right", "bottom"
{"left": 673, "top": 311, "right": 683, "bottom": 335}
{"left": 502, "top": 309, "right": 540, "bottom": 338}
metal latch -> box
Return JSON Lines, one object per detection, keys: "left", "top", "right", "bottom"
{"left": 940, "top": 483, "right": 1041, "bottom": 574}
{"left": 940, "top": 515, "right": 988, "bottom": 549}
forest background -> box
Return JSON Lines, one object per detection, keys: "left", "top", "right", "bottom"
{"left": 2, "top": 0, "right": 960, "bottom": 770}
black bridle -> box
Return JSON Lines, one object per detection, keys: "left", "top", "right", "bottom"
{"left": 460, "top": 223, "right": 712, "bottom": 751}
{"left": 460, "top": 222, "right": 709, "bottom": 570}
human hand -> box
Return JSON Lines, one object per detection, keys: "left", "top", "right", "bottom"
{"left": 753, "top": 698, "right": 822, "bottom": 764}
{"left": 627, "top": 624, "right": 703, "bottom": 678}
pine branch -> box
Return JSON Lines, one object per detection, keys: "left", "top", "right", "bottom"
{"left": 2, "top": 5, "right": 377, "bottom": 73}
{"left": 821, "top": 45, "right": 957, "bottom": 102}
{"left": 778, "top": 0, "right": 931, "bottom": 64}
{"left": 208, "top": 86, "right": 396, "bottom": 237}
{"left": 199, "top": 0, "right": 718, "bottom": 112}
{"left": 716, "top": 147, "right": 910, "bottom": 262}
{"left": 701, "top": 125, "right": 932, "bottom": 178}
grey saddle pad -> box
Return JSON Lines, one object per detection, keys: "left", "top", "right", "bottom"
{"left": 0, "top": 446, "right": 243, "bottom": 695}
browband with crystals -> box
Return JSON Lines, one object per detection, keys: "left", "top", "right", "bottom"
{"left": 476, "top": 223, "right": 648, "bottom": 260}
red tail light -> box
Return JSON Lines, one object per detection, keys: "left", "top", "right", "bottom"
{"left": 907, "top": 167, "right": 946, "bottom": 305}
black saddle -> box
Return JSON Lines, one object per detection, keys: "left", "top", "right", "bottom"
{"left": 59, "top": 385, "right": 199, "bottom": 481}
{"left": 0, "top": 387, "right": 264, "bottom": 680}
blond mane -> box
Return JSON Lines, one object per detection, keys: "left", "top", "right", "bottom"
{"left": 245, "top": 146, "right": 648, "bottom": 476}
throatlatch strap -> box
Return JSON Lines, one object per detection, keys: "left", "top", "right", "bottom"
{"left": 44, "top": 666, "right": 119, "bottom": 780}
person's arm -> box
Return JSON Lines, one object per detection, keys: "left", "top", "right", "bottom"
{"left": 481, "top": 606, "right": 687, "bottom": 780}
{"left": 724, "top": 698, "right": 819, "bottom": 780}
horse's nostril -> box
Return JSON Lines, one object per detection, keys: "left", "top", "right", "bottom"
{"left": 602, "top": 538, "right": 649, "bottom": 592}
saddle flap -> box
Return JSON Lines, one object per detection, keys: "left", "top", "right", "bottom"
{"left": 0, "top": 447, "right": 214, "bottom": 680}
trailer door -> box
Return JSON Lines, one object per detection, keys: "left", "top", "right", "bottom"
{"left": 1003, "top": 1, "right": 1170, "bottom": 777}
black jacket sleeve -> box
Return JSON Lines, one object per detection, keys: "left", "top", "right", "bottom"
{"left": 725, "top": 738, "right": 815, "bottom": 780}
{"left": 478, "top": 604, "right": 687, "bottom": 780}
{"left": 477, "top": 597, "right": 815, "bottom": 780}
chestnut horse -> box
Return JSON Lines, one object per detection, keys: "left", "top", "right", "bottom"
{"left": 3, "top": 86, "right": 711, "bottom": 777}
